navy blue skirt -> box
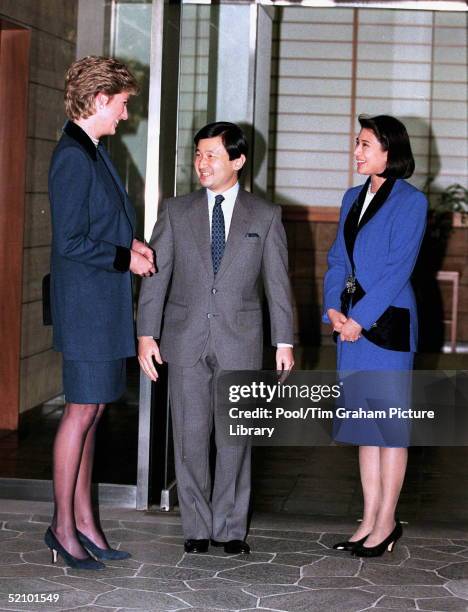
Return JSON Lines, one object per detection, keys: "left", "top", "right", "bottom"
{"left": 63, "top": 359, "right": 126, "bottom": 404}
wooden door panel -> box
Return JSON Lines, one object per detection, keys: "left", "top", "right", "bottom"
{"left": 0, "top": 20, "right": 31, "bottom": 430}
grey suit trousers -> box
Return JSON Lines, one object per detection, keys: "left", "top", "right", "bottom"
{"left": 168, "top": 333, "right": 251, "bottom": 541}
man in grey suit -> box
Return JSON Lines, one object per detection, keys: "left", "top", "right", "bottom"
{"left": 137, "top": 122, "right": 294, "bottom": 554}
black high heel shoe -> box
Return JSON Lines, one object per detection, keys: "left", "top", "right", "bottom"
{"left": 44, "top": 528, "right": 105, "bottom": 570}
{"left": 352, "top": 521, "right": 403, "bottom": 558}
{"left": 332, "top": 534, "right": 369, "bottom": 552}
{"left": 77, "top": 530, "right": 131, "bottom": 560}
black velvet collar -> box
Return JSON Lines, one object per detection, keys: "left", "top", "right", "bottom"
{"left": 344, "top": 177, "right": 396, "bottom": 271}
{"left": 359, "top": 177, "right": 396, "bottom": 230}
{"left": 63, "top": 120, "right": 97, "bottom": 161}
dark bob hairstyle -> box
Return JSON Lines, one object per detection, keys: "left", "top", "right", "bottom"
{"left": 194, "top": 121, "right": 248, "bottom": 161}
{"left": 358, "top": 114, "right": 415, "bottom": 179}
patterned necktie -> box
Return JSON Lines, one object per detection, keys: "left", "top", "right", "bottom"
{"left": 211, "top": 194, "right": 225, "bottom": 274}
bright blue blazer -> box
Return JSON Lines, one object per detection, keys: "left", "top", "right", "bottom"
{"left": 49, "top": 121, "right": 136, "bottom": 361}
{"left": 323, "top": 179, "right": 428, "bottom": 352}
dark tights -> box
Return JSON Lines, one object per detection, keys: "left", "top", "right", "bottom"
{"left": 51, "top": 402, "right": 107, "bottom": 558}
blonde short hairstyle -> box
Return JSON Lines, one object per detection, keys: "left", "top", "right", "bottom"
{"left": 64, "top": 56, "right": 139, "bottom": 120}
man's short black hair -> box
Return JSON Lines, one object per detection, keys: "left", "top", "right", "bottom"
{"left": 358, "top": 114, "right": 415, "bottom": 179}
{"left": 194, "top": 122, "right": 248, "bottom": 160}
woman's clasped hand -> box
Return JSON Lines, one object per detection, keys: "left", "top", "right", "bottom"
{"left": 327, "top": 308, "right": 362, "bottom": 342}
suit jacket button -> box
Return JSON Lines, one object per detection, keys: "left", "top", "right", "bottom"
{"left": 207, "top": 313, "right": 213, "bottom": 319}
{"left": 212, "top": 288, "right": 217, "bottom": 294}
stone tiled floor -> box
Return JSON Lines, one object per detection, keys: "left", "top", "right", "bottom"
{"left": 0, "top": 501, "right": 467, "bottom": 612}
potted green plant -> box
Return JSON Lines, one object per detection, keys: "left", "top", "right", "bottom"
{"left": 433, "top": 183, "right": 468, "bottom": 228}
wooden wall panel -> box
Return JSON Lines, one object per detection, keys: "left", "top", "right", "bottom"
{"left": 0, "top": 4, "right": 77, "bottom": 420}
{"left": 0, "top": 21, "right": 31, "bottom": 429}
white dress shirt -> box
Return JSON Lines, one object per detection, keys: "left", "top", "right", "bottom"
{"left": 207, "top": 182, "right": 292, "bottom": 349}
{"left": 359, "top": 183, "right": 376, "bottom": 223}
{"left": 207, "top": 182, "right": 239, "bottom": 240}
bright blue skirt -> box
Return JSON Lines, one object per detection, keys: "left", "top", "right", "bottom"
{"left": 334, "top": 336, "right": 413, "bottom": 447}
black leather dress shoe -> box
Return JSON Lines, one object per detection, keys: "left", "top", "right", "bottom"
{"left": 184, "top": 539, "right": 209, "bottom": 553}
{"left": 211, "top": 539, "right": 250, "bottom": 554}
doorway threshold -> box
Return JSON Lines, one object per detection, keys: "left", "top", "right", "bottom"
{"left": 0, "top": 478, "right": 136, "bottom": 507}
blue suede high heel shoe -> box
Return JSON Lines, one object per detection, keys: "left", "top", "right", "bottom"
{"left": 77, "top": 529, "right": 131, "bottom": 560}
{"left": 44, "top": 528, "right": 105, "bottom": 570}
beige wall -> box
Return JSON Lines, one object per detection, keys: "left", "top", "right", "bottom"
{"left": 0, "top": 0, "right": 78, "bottom": 413}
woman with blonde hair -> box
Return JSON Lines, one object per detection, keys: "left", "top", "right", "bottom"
{"left": 45, "top": 56, "right": 155, "bottom": 569}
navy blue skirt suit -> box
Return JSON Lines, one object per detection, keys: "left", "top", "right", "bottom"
{"left": 323, "top": 178, "right": 428, "bottom": 447}
{"left": 49, "top": 121, "right": 136, "bottom": 403}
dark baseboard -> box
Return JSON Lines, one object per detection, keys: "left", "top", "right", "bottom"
{"left": 0, "top": 478, "right": 136, "bottom": 507}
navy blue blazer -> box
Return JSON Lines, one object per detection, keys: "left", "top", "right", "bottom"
{"left": 49, "top": 121, "right": 136, "bottom": 361}
{"left": 323, "top": 179, "right": 428, "bottom": 352}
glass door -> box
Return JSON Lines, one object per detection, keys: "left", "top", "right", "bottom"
{"left": 175, "top": 2, "right": 274, "bottom": 197}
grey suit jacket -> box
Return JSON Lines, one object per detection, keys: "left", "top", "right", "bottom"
{"left": 137, "top": 188, "right": 294, "bottom": 370}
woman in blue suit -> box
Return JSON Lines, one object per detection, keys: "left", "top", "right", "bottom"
{"left": 323, "top": 115, "right": 427, "bottom": 557}
{"left": 46, "top": 56, "right": 155, "bottom": 569}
